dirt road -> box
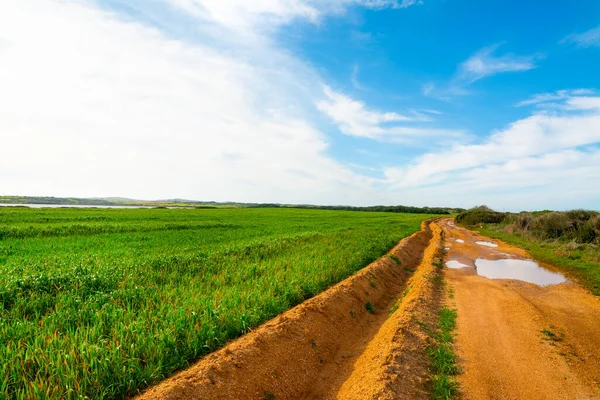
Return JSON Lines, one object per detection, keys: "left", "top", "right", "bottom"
{"left": 441, "top": 219, "right": 600, "bottom": 400}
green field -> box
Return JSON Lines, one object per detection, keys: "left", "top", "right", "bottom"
{"left": 0, "top": 207, "right": 432, "bottom": 399}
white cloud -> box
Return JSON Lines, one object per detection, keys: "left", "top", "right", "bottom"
{"left": 564, "top": 95, "right": 600, "bottom": 111}
{"left": 165, "top": 0, "right": 420, "bottom": 33}
{"left": 385, "top": 148, "right": 600, "bottom": 211}
{"left": 0, "top": 0, "right": 381, "bottom": 204}
{"left": 560, "top": 26, "right": 600, "bottom": 48}
{"left": 357, "top": 0, "right": 421, "bottom": 9}
{"left": 422, "top": 43, "right": 539, "bottom": 100}
{"left": 516, "top": 89, "right": 595, "bottom": 107}
{"left": 384, "top": 92, "right": 600, "bottom": 208}
{"left": 458, "top": 43, "right": 539, "bottom": 83}
{"left": 316, "top": 86, "right": 464, "bottom": 141}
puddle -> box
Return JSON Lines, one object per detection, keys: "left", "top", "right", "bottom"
{"left": 476, "top": 241, "right": 498, "bottom": 248}
{"left": 474, "top": 258, "right": 567, "bottom": 286}
{"left": 444, "top": 247, "right": 451, "bottom": 251}
{"left": 446, "top": 260, "right": 471, "bottom": 269}
{"left": 455, "top": 239, "right": 465, "bottom": 243}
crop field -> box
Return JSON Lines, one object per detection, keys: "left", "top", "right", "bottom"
{"left": 0, "top": 207, "right": 433, "bottom": 399}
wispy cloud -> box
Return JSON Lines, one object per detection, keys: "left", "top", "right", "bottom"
{"left": 420, "top": 81, "right": 471, "bottom": 101}
{"left": 358, "top": 0, "right": 422, "bottom": 9}
{"left": 317, "top": 86, "right": 464, "bottom": 141}
{"left": 560, "top": 26, "right": 600, "bottom": 48}
{"left": 516, "top": 89, "right": 595, "bottom": 107}
{"left": 458, "top": 43, "right": 539, "bottom": 83}
{"left": 423, "top": 43, "right": 540, "bottom": 100}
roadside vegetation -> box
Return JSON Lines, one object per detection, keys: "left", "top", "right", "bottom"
{"left": 430, "top": 307, "right": 459, "bottom": 399}
{"left": 427, "top": 254, "right": 460, "bottom": 400}
{"left": 456, "top": 206, "right": 600, "bottom": 295}
{"left": 0, "top": 207, "right": 434, "bottom": 399}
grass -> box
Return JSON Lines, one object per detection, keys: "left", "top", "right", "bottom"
{"left": 364, "top": 301, "right": 375, "bottom": 314}
{"left": 0, "top": 207, "right": 434, "bottom": 399}
{"left": 429, "top": 308, "right": 459, "bottom": 400}
{"left": 387, "top": 254, "right": 402, "bottom": 265}
{"left": 477, "top": 226, "right": 600, "bottom": 296}
{"left": 541, "top": 328, "right": 563, "bottom": 342}
{"left": 263, "top": 391, "right": 276, "bottom": 400}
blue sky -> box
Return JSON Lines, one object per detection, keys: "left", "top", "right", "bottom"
{"left": 0, "top": 0, "right": 599, "bottom": 210}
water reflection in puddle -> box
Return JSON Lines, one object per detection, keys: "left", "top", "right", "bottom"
{"left": 446, "top": 260, "right": 470, "bottom": 269}
{"left": 455, "top": 239, "right": 465, "bottom": 243}
{"left": 476, "top": 241, "right": 498, "bottom": 248}
{"left": 475, "top": 258, "right": 566, "bottom": 286}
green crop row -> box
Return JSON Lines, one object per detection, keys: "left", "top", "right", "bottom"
{"left": 0, "top": 207, "right": 433, "bottom": 399}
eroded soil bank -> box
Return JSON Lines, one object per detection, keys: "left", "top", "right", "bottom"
{"left": 137, "top": 221, "right": 444, "bottom": 400}
{"left": 442, "top": 219, "right": 600, "bottom": 400}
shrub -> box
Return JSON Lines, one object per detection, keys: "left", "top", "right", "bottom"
{"left": 531, "top": 212, "right": 572, "bottom": 240}
{"left": 490, "top": 209, "right": 599, "bottom": 245}
{"left": 455, "top": 206, "right": 507, "bottom": 226}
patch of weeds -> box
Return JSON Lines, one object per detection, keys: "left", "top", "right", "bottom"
{"left": 388, "top": 303, "right": 399, "bottom": 317}
{"left": 431, "top": 375, "right": 459, "bottom": 400}
{"left": 448, "top": 286, "right": 455, "bottom": 299}
{"left": 428, "top": 273, "right": 444, "bottom": 288}
{"left": 541, "top": 329, "right": 563, "bottom": 342}
{"left": 365, "top": 301, "right": 375, "bottom": 314}
{"left": 428, "top": 307, "right": 460, "bottom": 399}
{"left": 264, "top": 391, "right": 276, "bottom": 400}
{"left": 369, "top": 280, "right": 377, "bottom": 288}
{"left": 349, "top": 310, "right": 356, "bottom": 318}
{"left": 402, "top": 285, "right": 413, "bottom": 299}
{"left": 309, "top": 338, "right": 317, "bottom": 348}
{"left": 387, "top": 254, "right": 402, "bottom": 265}
{"left": 404, "top": 267, "right": 416, "bottom": 273}
{"left": 433, "top": 258, "right": 444, "bottom": 269}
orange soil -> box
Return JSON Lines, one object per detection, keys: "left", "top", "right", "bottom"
{"left": 137, "top": 221, "right": 444, "bottom": 400}
{"left": 442, "top": 219, "right": 600, "bottom": 400}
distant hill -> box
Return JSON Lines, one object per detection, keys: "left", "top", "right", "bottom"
{"left": 0, "top": 195, "right": 462, "bottom": 214}
{"left": 0, "top": 196, "right": 237, "bottom": 207}
{"left": 0, "top": 196, "right": 116, "bottom": 206}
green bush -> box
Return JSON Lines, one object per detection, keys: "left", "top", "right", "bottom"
{"left": 466, "top": 208, "right": 600, "bottom": 245}
{"left": 455, "top": 206, "right": 507, "bottom": 226}
{"left": 505, "top": 210, "right": 599, "bottom": 244}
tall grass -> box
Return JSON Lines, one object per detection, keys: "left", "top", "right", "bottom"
{"left": 0, "top": 207, "right": 433, "bottom": 399}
